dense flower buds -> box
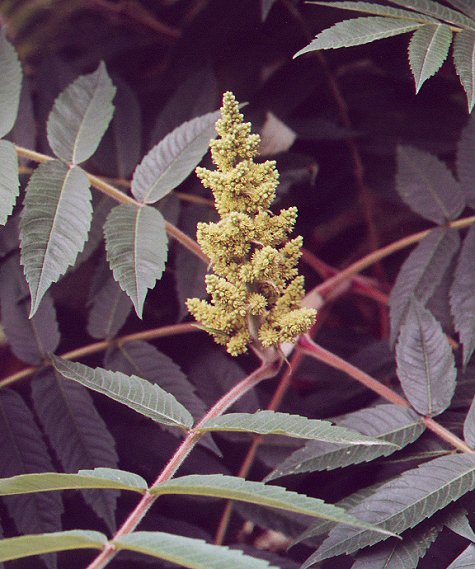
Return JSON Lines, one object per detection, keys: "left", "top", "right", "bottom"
{"left": 187, "top": 92, "right": 316, "bottom": 355}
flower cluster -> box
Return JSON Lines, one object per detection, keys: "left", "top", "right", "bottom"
{"left": 186, "top": 92, "right": 316, "bottom": 356}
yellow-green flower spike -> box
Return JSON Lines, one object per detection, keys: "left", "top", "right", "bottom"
{"left": 186, "top": 91, "right": 316, "bottom": 356}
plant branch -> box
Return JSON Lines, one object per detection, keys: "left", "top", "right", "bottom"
{"left": 0, "top": 323, "right": 199, "bottom": 389}
{"left": 86, "top": 356, "right": 283, "bottom": 569}
{"left": 298, "top": 335, "right": 475, "bottom": 454}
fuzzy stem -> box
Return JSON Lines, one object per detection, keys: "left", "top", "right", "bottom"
{"left": 85, "top": 356, "right": 283, "bottom": 569}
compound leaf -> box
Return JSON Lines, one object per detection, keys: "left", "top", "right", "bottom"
{"left": 199, "top": 411, "right": 396, "bottom": 446}
{"left": 0, "top": 255, "right": 60, "bottom": 365}
{"left": 389, "top": 0, "right": 475, "bottom": 28}
{"left": 104, "top": 203, "right": 167, "bottom": 318}
{"left": 20, "top": 160, "right": 92, "bottom": 317}
{"left": 448, "top": 1, "right": 475, "bottom": 19}
{"left": 0, "top": 530, "right": 106, "bottom": 562}
{"left": 450, "top": 225, "right": 475, "bottom": 366}
{"left": 47, "top": 62, "right": 116, "bottom": 165}
{"left": 408, "top": 25, "right": 452, "bottom": 92}
{"left": 32, "top": 368, "right": 119, "bottom": 532}
{"left": 448, "top": 544, "right": 475, "bottom": 568}
{"left": 0, "top": 29, "right": 22, "bottom": 138}
{"left": 307, "top": 1, "right": 438, "bottom": 21}
{"left": 151, "top": 474, "right": 393, "bottom": 535}
{"left": 51, "top": 355, "right": 193, "bottom": 429}
{"left": 453, "top": 30, "right": 475, "bottom": 113}
{"left": 396, "top": 300, "right": 457, "bottom": 416}
{"left": 0, "top": 140, "right": 19, "bottom": 225}
{"left": 396, "top": 145, "right": 465, "bottom": 224}
{"left": 303, "top": 453, "right": 475, "bottom": 566}
{"left": 131, "top": 110, "right": 219, "bottom": 204}
{"left": 389, "top": 227, "right": 460, "bottom": 345}
{"left": 463, "top": 392, "right": 475, "bottom": 446}
{"left": 294, "top": 17, "right": 423, "bottom": 57}
{"left": 266, "top": 405, "right": 424, "bottom": 480}
{"left": 0, "top": 469, "right": 147, "bottom": 495}
{"left": 115, "top": 531, "right": 280, "bottom": 569}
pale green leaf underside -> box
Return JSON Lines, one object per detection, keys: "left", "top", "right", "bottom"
{"left": 294, "top": 17, "right": 423, "bottom": 57}
{"left": 409, "top": 24, "right": 452, "bottom": 92}
{"left": 0, "top": 29, "right": 22, "bottom": 138}
{"left": 0, "top": 530, "right": 106, "bottom": 562}
{"left": 115, "top": 531, "right": 280, "bottom": 569}
{"left": 0, "top": 468, "right": 147, "bottom": 496}
{"left": 104, "top": 203, "right": 168, "bottom": 318}
{"left": 132, "top": 110, "right": 219, "bottom": 204}
{"left": 389, "top": 0, "right": 475, "bottom": 30}
{"left": 20, "top": 160, "right": 92, "bottom": 317}
{"left": 151, "top": 474, "right": 393, "bottom": 535}
{"left": 453, "top": 30, "right": 475, "bottom": 112}
{"left": 51, "top": 355, "right": 193, "bottom": 429}
{"left": 307, "top": 1, "right": 438, "bottom": 22}
{"left": 304, "top": 453, "right": 475, "bottom": 565}
{"left": 447, "top": 544, "right": 475, "bottom": 568}
{"left": 199, "top": 411, "right": 396, "bottom": 446}
{"left": 0, "top": 139, "right": 20, "bottom": 225}
{"left": 47, "top": 61, "right": 116, "bottom": 165}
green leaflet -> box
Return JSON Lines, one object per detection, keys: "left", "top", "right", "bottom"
{"left": 199, "top": 410, "right": 397, "bottom": 446}
{"left": 454, "top": 30, "right": 475, "bottom": 112}
{"left": 47, "top": 61, "right": 116, "bottom": 165}
{"left": 0, "top": 530, "right": 107, "bottom": 562}
{"left": 409, "top": 24, "right": 452, "bottom": 92}
{"left": 389, "top": 0, "right": 475, "bottom": 29}
{"left": 20, "top": 160, "right": 92, "bottom": 317}
{"left": 0, "top": 140, "right": 20, "bottom": 226}
{"left": 0, "top": 29, "right": 22, "bottom": 138}
{"left": 307, "top": 1, "right": 438, "bottom": 22}
{"left": 51, "top": 355, "right": 193, "bottom": 429}
{"left": 104, "top": 203, "right": 168, "bottom": 318}
{"left": 151, "top": 474, "right": 394, "bottom": 535}
{"left": 303, "top": 453, "right": 475, "bottom": 566}
{"left": 131, "top": 111, "right": 220, "bottom": 204}
{"left": 0, "top": 469, "right": 147, "bottom": 496}
{"left": 294, "top": 17, "right": 424, "bottom": 57}
{"left": 115, "top": 531, "right": 280, "bottom": 569}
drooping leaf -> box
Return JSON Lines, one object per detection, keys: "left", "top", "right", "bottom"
{"left": 131, "top": 111, "right": 219, "bottom": 204}
{"left": 294, "top": 17, "right": 424, "bottom": 57}
{"left": 151, "top": 474, "right": 393, "bottom": 535}
{"left": 266, "top": 405, "right": 424, "bottom": 481}
{"left": 0, "top": 140, "right": 19, "bottom": 226}
{"left": 453, "top": 30, "right": 475, "bottom": 113}
{"left": 445, "top": 507, "right": 475, "bottom": 542}
{"left": 389, "top": 0, "right": 475, "bottom": 29}
{"left": 0, "top": 255, "right": 60, "bottom": 364}
{"left": 20, "top": 159, "right": 92, "bottom": 316}
{"left": 396, "top": 145, "right": 465, "bottom": 224}
{"left": 389, "top": 227, "right": 460, "bottom": 345}
{"left": 396, "top": 300, "right": 456, "bottom": 416}
{"left": 447, "top": 544, "right": 475, "bottom": 568}
{"left": 0, "top": 29, "right": 22, "bottom": 138}
{"left": 115, "top": 531, "right": 280, "bottom": 569}
{"left": 448, "top": 1, "right": 475, "bottom": 19}
{"left": 46, "top": 61, "right": 116, "bottom": 165}
{"left": 302, "top": 453, "right": 475, "bottom": 566}
{"left": 199, "top": 411, "right": 396, "bottom": 447}
{"left": 31, "top": 368, "right": 119, "bottom": 532}
{"left": 450, "top": 225, "right": 475, "bottom": 366}
{"left": 463, "top": 392, "right": 475, "bottom": 446}
{"left": 457, "top": 114, "right": 475, "bottom": 204}
{"left": 408, "top": 24, "right": 452, "bottom": 92}
{"left": 104, "top": 341, "right": 207, "bottom": 423}
{"left": 92, "top": 76, "right": 142, "bottom": 178}
{"left": 307, "top": 1, "right": 438, "bottom": 20}
{"left": 0, "top": 530, "right": 107, "bottom": 562}
{"left": 51, "top": 355, "right": 194, "bottom": 429}
{"left": 0, "top": 390, "right": 63, "bottom": 569}
{"left": 350, "top": 514, "right": 444, "bottom": 569}
{"left": 0, "top": 469, "right": 147, "bottom": 495}
{"left": 87, "top": 265, "right": 133, "bottom": 339}
{"left": 104, "top": 203, "right": 168, "bottom": 318}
